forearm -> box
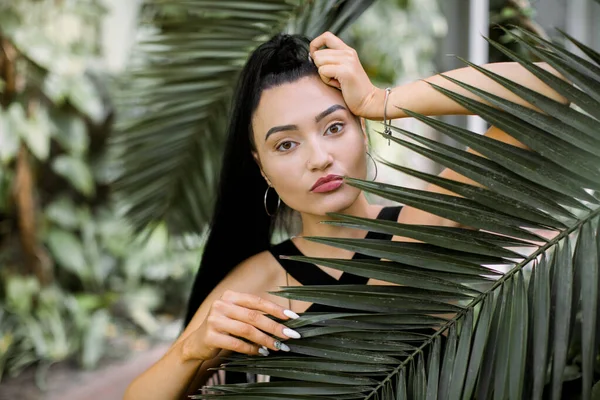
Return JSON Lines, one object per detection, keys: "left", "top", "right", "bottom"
{"left": 124, "top": 339, "right": 205, "bottom": 400}
{"left": 367, "top": 62, "right": 568, "bottom": 120}
{"left": 435, "top": 125, "right": 529, "bottom": 191}
{"left": 409, "top": 126, "right": 529, "bottom": 228}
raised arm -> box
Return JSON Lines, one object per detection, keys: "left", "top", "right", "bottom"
{"left": 309, "top": 31, "right": 571, "bottom": 231}
{"left": 363, "top": 61, "right": 569, "bottom": 121}
{"left": 308, "top": 31, "right": 569, "bottom": 121}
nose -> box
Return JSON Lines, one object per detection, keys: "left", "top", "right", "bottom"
{"left": 306, "top": 140, "right": 333, "bottom": 171}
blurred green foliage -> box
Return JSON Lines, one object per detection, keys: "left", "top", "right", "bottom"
{"left": 348, "top": 0, "right": 447, "bottom": 87}
{"left": 489, "top": 0, "right": 548, "bottom": 63}
{"left": 0, "top": 203, "right": 202, "bottom": 381}
{"left": 0, "top": 0, "right": 202, "bottom": 382}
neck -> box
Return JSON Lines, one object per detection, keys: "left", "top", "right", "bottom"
{"left": 294, "top": 194, "right": 382, "bottom": 256}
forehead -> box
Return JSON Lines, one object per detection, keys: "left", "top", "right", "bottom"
{"left": 252, "top": 76, "right": 347, "bottom": 136}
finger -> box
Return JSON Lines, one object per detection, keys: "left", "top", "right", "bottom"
{"left": 309, "top": 31, "right": 350, "bottom": 56}
{"left": 311, "top": 48, "right": 349, "bottom": 68}
{"left": 317, "top": 64, "right": 342, "bottom": 89}
{"left": 211, "top": 315, "right": 286, "bottom": 352}
{"left": 209, "top": 330, "right": 265, "bottom": 356}
{"left": 220, "top": 302, "right": 302, "bottom": 340}
{"left": 220, "top": 290, "right": 296, "bottom": 321}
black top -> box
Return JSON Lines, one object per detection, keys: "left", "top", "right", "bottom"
{"left": 269, "top": 205, "right": 403, "bottom": 314}
{"left": 208, "top": 205, "right": 403, "bottom": 386}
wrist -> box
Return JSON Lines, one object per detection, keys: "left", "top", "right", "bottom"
{"left": 178, "top": 336, "right": 208, "bottom": 364}
{"left": 364, "top": 86, "right": 386, "bottom": 121}
{"left": 366, "top": 84, "right": 414, "bottom": 121}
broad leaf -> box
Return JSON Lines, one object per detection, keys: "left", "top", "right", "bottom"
{"left": 161, "top": 23, "right": 600, "bottom": 400}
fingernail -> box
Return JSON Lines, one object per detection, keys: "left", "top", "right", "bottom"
{"left": 283, "top": 309, "right": 299, "bottom": 319}
{"left": 274, "top": 339, "right": 290, "bottom": 352}
{"left": 283, "top": 328, "right": 301, "bottom": 339}
{"left": 280, "top": 343, "right": 291, "bottom": 352}
{"left": 258, "top": 346, "right": 269, "bottom": 356}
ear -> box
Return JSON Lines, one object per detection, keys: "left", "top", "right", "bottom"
{"left": 360, "top": 117, "right": 368, "bottom": 147}
{"left": 252, "top": 150, "right": 271, "bottom": 185}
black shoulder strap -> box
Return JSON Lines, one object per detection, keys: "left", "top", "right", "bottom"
{"left": 361, "top": 205, "right": 402, "bottom": 241}
{"left": 269, "top": 239, "right": 339, "bottom": 286}
{"left": 269, "top": 206, "right": 403, "bottom": 287}
{"left": 339, "top": 205, "right": 402, "bottom": 284}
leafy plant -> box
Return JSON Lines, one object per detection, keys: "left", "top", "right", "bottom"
{"left": 0, "top": 0, "right": 111, "bottom": 287}
{"left": 193, "top": 28, "right": 600, "bottom": 400}
{"left": 0, "top": 199, "right": 203, "bottom": 381}
{"left": 0, "top": 0, "right": 203, "bottom": 383}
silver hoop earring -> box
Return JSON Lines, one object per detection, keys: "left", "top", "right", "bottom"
{"left": 264, "top": 186, "right": 281, "bottom": 216}
{"left": 366, "top": 151, "right": 378, "bottom": 181}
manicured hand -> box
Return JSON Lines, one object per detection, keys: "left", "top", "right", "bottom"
{"left": 309, "top": 31, "right": 382, "bottom": 119}
{"left": 183, "top": 290, "right": 301, "bottom": 361}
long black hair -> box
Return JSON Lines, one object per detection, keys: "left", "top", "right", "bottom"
{"left": 183, "top": 33, "right": 320, "bottom": 328}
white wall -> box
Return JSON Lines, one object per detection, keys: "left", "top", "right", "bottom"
{"left": 467, "top": 0, "right": 489, "bottom": 135}
{"left": 100, "top": 0, "right": 142, "bottom": 74}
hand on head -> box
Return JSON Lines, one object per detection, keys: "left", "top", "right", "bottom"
{"left": 309, "top": 31, "right": 382, "bottom": 120}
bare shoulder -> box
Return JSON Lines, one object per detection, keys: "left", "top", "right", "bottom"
{"left": 241, "top": 250, "right": 291, "bottom": 308}
{"left": 231, "top": 250, "right": 282, "bottom": 284}
{"left": 211, "top": 250, "right": 286, "bottom": 307}
{"left": 175, "top": 249, "right": 287, "bottom": 345}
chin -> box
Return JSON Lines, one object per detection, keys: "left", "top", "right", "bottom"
{"left": 288, "top": 185, "right": 362, "bottom": 216}
{"left": 314, "top": 190, "right": 360, "bottom": 216}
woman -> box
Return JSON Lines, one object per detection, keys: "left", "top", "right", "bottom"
{"left": 124, "top": 31, "right": 566, "bottom": 399}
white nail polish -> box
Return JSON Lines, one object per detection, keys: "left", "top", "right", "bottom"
{"left": 283, "top": 309, "right": 300, "bottom": 319}
{"left": 280, "top": 343, "right": 291, "bottom": 352}
{"left": 283, "top": 328, "right": 301, "bottom": 339}
{"left": 258, "top": 347, "right": 269, "bottom": 356}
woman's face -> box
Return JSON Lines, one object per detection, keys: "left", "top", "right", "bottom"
{"left": 251, "top": 75, "right": 368, "bottom": 216}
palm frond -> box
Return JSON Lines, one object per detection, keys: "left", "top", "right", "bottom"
{"left": 109, "top": 0, "right": 375, "bottom": 234}
{"left": 194, "top": 29, "right": 600, "bottom": 400}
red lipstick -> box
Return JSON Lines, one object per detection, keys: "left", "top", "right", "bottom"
{"left": 310, "top": 174, "right": 344, "bottom": 193}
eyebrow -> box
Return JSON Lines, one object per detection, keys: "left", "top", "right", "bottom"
{"left": 264, "top": 104, "right": 347, "bottom": 142}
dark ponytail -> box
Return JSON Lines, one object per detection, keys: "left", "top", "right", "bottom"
{"left": 183, "top": 33, "right": 319, "bottom": 328}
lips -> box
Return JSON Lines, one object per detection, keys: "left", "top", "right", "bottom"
{"left": 310, "top": 174, "right": 343, "bottom": 191}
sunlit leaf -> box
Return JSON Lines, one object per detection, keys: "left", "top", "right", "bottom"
{"left": 52, "top": 155, "right": 95, "bottom": 197}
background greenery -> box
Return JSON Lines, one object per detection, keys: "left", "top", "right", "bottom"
{"left": 0, "top": 0, "right": 203, "bottom": 383}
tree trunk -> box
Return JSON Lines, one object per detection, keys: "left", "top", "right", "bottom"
{"left": 1, "top": 36, "right": 53, "bottom": 285}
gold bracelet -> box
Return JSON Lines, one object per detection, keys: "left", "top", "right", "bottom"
{"left": 383, "top": 87, "right": 392, "bottom": 145}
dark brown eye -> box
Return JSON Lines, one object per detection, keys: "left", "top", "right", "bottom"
{"left": 326, "top": 123, "right": 343, "bottom": 135}
{"left": 276, "top": 141, "right": 297, "bottom": 152}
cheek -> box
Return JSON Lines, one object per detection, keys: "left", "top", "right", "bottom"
{"left": 340, "top": 134, "right": 367, "bottom": 176}
{"left": 262, "top": 155, "right": 304, "bottom": 194}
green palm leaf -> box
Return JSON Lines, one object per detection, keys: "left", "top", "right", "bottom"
{"left": 195, "top": 29, "right": 600, "bottom": 399}
{"left": 109, "top": 0, "right": 375, "bottom": 234}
